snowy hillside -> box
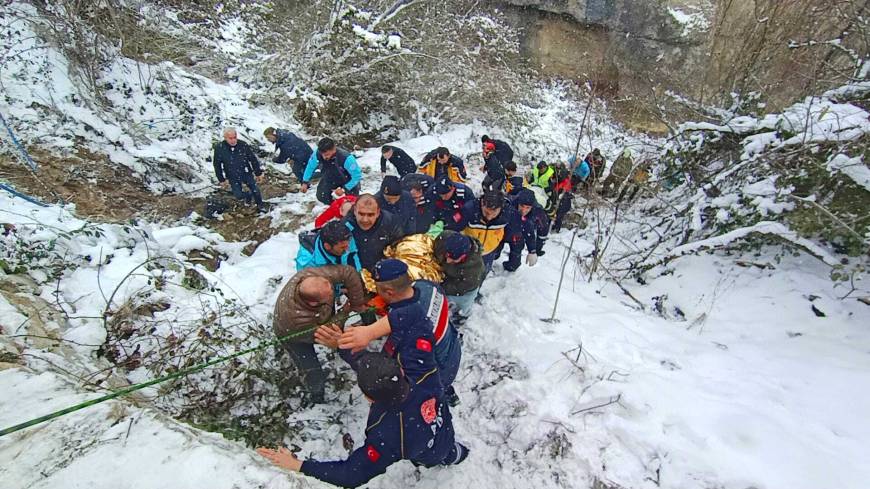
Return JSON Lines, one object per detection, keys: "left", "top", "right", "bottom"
{"left": 3, "top": 143, "right": 869, "bottom": 488}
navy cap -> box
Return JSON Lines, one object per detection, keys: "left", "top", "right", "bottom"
{"left": 434, "top": 178, "right": 453, "bottom": 195}
{"left": 373, "top": 258, "right": 408, "bottom": 282}
{"left": 516, "top": 189, "right": 536, "bottom": 207}
{"left": 444, "top": 233, "right": 471, "bottom": 259}
{"left": 381, "top": 175, "right": 402, "bottom": 196}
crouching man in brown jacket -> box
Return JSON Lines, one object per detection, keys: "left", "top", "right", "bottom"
{"left": 273, "top": 265, "right": 368, "bottom": 404}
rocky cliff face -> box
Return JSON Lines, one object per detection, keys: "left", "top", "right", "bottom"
{"left": 500, "top": 0, "right": 712, "bottom": 132}
{"left": 502, "top": 0, "right": 864, "bottom": 129}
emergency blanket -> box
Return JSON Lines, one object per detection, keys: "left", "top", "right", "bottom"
{"left": 361, "top": 234, "right": 443, "bottom": 292}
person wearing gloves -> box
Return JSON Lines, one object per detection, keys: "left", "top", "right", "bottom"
{"left": 503, "top": 189, "right": 549, "bottom": 272}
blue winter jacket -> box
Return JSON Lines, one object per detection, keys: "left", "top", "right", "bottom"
{"left": 295, "top": 228, "right": 362, "bottom": 272}
{"left": 303, "top": 148, "right": 362, "bottom": 190}
{"left": 273, "top": 129, "right": 313, "bottom": 165}
{"left": 569, "top": 155, "right": 591, "bottom": 180}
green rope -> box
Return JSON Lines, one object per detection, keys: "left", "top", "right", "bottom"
{"left": 0, "top": 315, "right": 350, "bottom": 438}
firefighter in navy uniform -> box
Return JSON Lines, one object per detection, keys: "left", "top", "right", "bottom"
{"left": 256, "top": 351, "right": 468, "bottom": 488}
{"left": 334, "top": 259, "right": 463, "bottom": 404}
{"left": 433, "top": 177, "right": 476, "bottom": 231}
{"left": 503, "top": 189, "right": 549, "bottom": 272}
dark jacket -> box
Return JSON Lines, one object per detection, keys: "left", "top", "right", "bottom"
{"left": 380, "top": 145, "right": 417, "bottom": 176}
{"left": 483, "top": 153, "right": 506, "bottom": 182}
{"left": 400, "top": 173, "right": 434, "bottom": 193}
{"left": 301, "top": 353, "right": 455, "bottom": 488}
{"left": 401, "top": 174, "right": 437, "bottom": 233}
{"left": 492, "top": 139, "right": 514, "bottom": 165}
{"left": 213, "top": 140, "right": 262, "bottom": 183}
{"left": 433, "top": 182, "right": 475, "bottom": 231}
{"left": 272, "top": 265, "right": 367, "bottom": 343}
{"left": 505, "top": 175, "right": 525, "bottom": 195}
{"left": 375, "top": 190, "right": 417, "bottom": 235}
{"left": 272, "top": 129, "right": 313, "bottom": 165}
{"left": 344, "top": 210, "right": 406, "bottom": 271}
{"left": 433, "top": 231, "right": 485, "bottom": 296}
{"left": 507, "top": 200, "right": 550, "bottom": 254}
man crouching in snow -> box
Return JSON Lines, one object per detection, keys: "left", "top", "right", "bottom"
{"left": 257, "top": 351, "right": 469, "bottom": 488}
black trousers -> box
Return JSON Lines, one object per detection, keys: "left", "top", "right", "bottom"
{"left": 282, "top": 341, "right": 326, "bottom": 402}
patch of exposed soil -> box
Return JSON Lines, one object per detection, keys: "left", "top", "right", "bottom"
{"left": 0, "top": 146, "right": 304, "bottom": 246}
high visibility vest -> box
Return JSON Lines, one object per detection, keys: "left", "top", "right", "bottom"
{"left": 529, "top": 166, "right": 554, "bottom": 188}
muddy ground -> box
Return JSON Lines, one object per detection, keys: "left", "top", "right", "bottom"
{"left": 0, "top": 147, "right": 312, "bottom": 246}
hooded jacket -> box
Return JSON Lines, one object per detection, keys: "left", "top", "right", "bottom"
{"left": 433, "top": 231, "right": 485, "bottom": 296}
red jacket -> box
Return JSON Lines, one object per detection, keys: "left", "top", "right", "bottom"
{"left": 314, "top": 195, "right": 358, "bottom": 228}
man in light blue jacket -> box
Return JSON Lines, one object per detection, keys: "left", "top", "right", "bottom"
{"left": 295, "top": 221, "right": 362, "bottom": 272}
{"left": 301, "top": 137, "right": 362, "bottom": 205}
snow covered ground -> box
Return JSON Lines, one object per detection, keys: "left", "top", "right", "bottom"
{"left": 2, "top": 139, "right": 869, "bottom": 488}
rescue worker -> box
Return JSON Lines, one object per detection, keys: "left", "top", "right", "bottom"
{"left": 334, "top": 259, "right": 463, "bottom": 403}
{"left": 419, "top": 147, "right": 466, "bottom": 182}
{"left": 380, "top": 145, "right": 417, "bottom": 177}
{"left": 213, "top": 127, "right": 267, "bottom": 213}
{"left": 264, "top": 127, "right": 313, "bottom": 182}
{"left": 460, "top": 191, "right": 512, "bottom": 276}
{"left": 433, "top": 231, "right": 485, "bottom": 325}
{"left": 503, "top": 189, "right": 549, "bottom": 272}
{"left": 272, "top": 265, "right": 368, "bottom": 404}
{"left": 585, "top": 148, "right": 606, "bottom": 183}
{"left": 343, "top": 194, "right": 405, "bottom": 271}
{"left": 480, "top": 135, "right": 514, "bottom": 167}
{"left": 481, "top": 140, "right": 507, "bottom": 193}
{"left": 375, "top": 175, "right": 417, "bottom": 235}
{"left": 402, "top": 174, "right": 437, "bottom": 234}
{"left": 601, "top": 148, "right": 649, "bottom": 202}
{"left": 256, "top": 351, "right": 468, "bottom": 488}
{"left": 301, "top": 137, "right": 362, "bottom": 205}
{"left": 527, "top": 160, "right": 555, "bottom": 191}
{"left": 433, "top": 177, "right": 475, "bottom": 232}
{"left": 295, "top": 220, "right": 362, "bottom": 272}
{"left": 503, "top": 160, "right": 526, "bottom": 195}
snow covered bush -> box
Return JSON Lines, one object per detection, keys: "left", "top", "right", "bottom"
{"left": 234, "top": 0, "right": 528, "bottom": 141}
{"left": 633, "top": 81, "right": 870, "bottom": 287}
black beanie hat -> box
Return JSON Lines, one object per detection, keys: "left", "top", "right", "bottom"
{"left": 356, "top": 351, "right": 409, "bottom": 404}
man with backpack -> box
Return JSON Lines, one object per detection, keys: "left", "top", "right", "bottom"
{"left": 295, "top": 221, "right": 362, "bottom": 272}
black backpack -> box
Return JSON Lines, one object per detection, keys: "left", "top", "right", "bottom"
{"left": 298, "top": 230, "right": 319, "bottom": 253}
{"left": 204, "top": 193, "right": 230, "bottom": 218}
